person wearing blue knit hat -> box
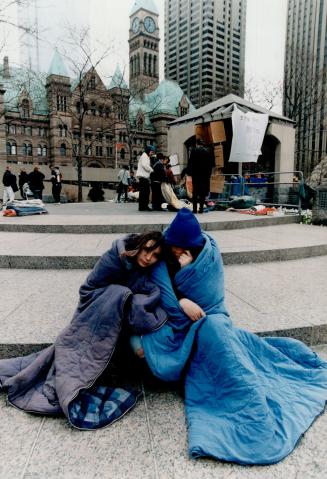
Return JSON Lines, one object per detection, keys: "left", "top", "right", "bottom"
{"left": 164, "top": 207, "right": 204, "bottom": 249}
{"left": 164, "top": 208, "right": 206, "bottom": 321}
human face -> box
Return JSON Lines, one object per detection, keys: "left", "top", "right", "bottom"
{"left": 170, "top": 246, "right": 188, "bottom": 259}
{"left": 136, "top": 240, "right": 161, "bottom": 268}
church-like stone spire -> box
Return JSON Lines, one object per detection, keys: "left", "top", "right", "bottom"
{"left": 48, "top": 49, "right": 68, "bottom": 77}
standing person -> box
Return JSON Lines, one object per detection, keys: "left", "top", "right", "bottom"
{"left": 28, "top": 166, "right": 45, "bottom": 200}
{"left": 50, "top": 165, "right": 62, "bottom": 204}
{"left": 136, "top": 145, "right": 155, "bottom": 211}
{"left": 166, "top": 163, "right": 176, "bottom": 186}
{"left": 150, "top": 153, "right": 169, "bottom": 211}
{"left": 117, "top": 165, "right": 130, "bottom": 203}
{"left": 188, "top": 139, "right": 215, "bottom": 214}
{"left": 18, "top": 168, "right": 29, "bottom": 199}
{"left": 2, "top": 166, "right": 18, "bottom": 208}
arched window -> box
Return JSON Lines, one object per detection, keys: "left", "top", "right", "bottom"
{"left": 8, "top": 141, "right": 17, "bottom": 155}
{"left": 98, "top": 105, "right": 103, "bottom": 117}
{"left": 91, "top": 102, "right": 96, "bottom": 116}
{"left": 153, "top": 55, "right": 157, "bottom": 77}
{"left": 60, "top": 143, "right": 66, "bottom": 156}
{"left": 144, "top": 52, "right": 147, "bottom": 74}
{"left": 37, "top": 144, "right": 42, "bottom": 156}
{"left": 120, "top": 148, "right": 125, "bottom": 160}
{"left": 148, "top": 54, "right": 152, "bottom": 75}
{"left": 22, "top": 143, "right": 27, "bottom": 156}
{"left": 27, "top": 143, "right": 32, "bottom": 156}
{"left": 42, "top": 145, "right": 47, "bottom": 156}
{"left": 137, "top": 53, "right": 140, "bottom": 74}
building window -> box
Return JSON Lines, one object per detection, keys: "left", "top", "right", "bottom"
{"left": 42, "top": 145, "right": 47, "bottom": 156}
{"left": 57, "top": 95, "right": 67, "bottom": 112}
{"left": 9, "top": 124, "right": 16, "bottom": 134}
{"left": 6, "top": 141, "right": 17, "bottom": 155}
{"left": 21, "top": 99, "right": 30, "bottom": 117}
{"left": 89, "top": 75, "right": 96, "bottom": 89}
{"left": 91, "top": 102, "right": 96, "bottom": 116}
{"left": 60, "top": 143, "right": 67, "bottom": 156}
{"left": 85, "top": 145, "right": 92, "bottom": 156}
{"left": 120, "top": 148, "right": 125, "bottom": 160}
{"left": 37, "top": 144, "right": 42, "bottom": 156}
{"left": 84, "top": 129, "right": 92, "bottom": 140}
{"left": 59, "top": 124, "right": 68, "bottom": 137}
{"left": 96, "top": 146, "right": 103, "bottom": 157}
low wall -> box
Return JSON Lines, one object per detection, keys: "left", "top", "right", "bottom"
{"left": 0, "top": 162, "right": 118, "bottom": 202}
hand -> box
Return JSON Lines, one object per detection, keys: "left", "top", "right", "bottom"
{"left": 178, "top": 250, "right": 193, "bottom": 268}
{"left": 179, "top": 298, "right": 205, "bottom": 322}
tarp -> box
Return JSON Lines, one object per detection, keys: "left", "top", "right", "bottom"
{"left": 229, "top": 105, "right": 269, "bottom": 163}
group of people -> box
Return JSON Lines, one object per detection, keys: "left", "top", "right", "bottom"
{"left": 118, "top": 146, "right": 175, "bottom": 211}
{"left": 2, "top": 165, "right": 62, "bottom": 209}
{"left": 0, "top": 207, "right": 327, "bottom": 465}
{"left": 134, "top": 140, "right": 215, "bottom": 213}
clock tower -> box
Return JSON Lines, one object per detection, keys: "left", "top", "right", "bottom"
{"left": 129, "top": 0, "right": 159, "bottom": 95}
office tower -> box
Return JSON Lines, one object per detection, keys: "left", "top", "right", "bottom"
{"left": 165, "top": 0, "right": 246, "bottom": 108}
{"left": 284, "top": 0, "right": 327, "bottom": 177}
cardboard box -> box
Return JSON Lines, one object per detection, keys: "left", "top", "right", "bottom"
{"left": 195, "top": 124, "right": 205, "bottom": 141}
{"left": 210, "top": 169, "right": 225, "bottom": 193}
{"left": 195, "top": 123, "right": 213, "bottom": 144}
{"left": 214, "top": 144, "right": 224, "bottom": 167}
{"left": 210, "top": 121, "right": 226, "bottom": 143}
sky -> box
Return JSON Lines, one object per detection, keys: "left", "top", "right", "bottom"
{"left": 1, "top": 0, "right": 287, "bottom": 112}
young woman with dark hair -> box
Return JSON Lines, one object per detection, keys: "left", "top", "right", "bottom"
{"left": 0, "top": 231, "right": 167, "bottom": 430}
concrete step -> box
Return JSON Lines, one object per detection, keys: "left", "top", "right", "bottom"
{"left": 1, "top": 256, "right": 327, "bottom": 358}
{"left": 1, "top": 345, "right": 327, "bottom": 479}
{"left": 0, "top": 255, "right": 327, "bottom": 478}
{"left": 0, "top": 202, "right": 301, "bottom": 233}
{"left": 0, "top": 223, "right": 326, "bottom": 269}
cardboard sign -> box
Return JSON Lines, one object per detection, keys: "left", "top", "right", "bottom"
{"left": 210, "top": 121, "right": 226, "bottom": 143}
{"left": 210, "top": 168, "right": 225, "bottom": 193}
{"left": 214, "top": 144, "right": 224, "bottom": 167}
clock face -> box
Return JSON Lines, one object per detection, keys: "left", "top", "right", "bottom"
{"left": 132, "top": 17, "right": 140, "bottom": 33}
{"left": 144, "top": 16, "right": 156, "bottom": 33}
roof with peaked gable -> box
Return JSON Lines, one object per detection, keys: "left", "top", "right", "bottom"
{"left": 169, "top": 93, "right": 294, "bottom": 126}
{"left": 0, "top": 66, "right": 48, "bottom": 115}
{"left": 130, "top": 79, "right": 195, "bottom": 131}
{"left": 108, "top": 65, "right": 128, "bottom": 89}
{"left": 130, "top": 0, "right": 159, "bottom": 15}
{"left": 48, "top": 49, "right": 68, "bottom": 77}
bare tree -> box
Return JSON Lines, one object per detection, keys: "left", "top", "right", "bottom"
{"left": 283, "top": 51, "right": 327, "bottom": 176}
{"left": 0, "top": 0, "right": 35, "bottom": 55}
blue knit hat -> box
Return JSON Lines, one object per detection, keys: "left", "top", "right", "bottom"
{"left": 164, "top": 208, "right": 203, "bottom": 248}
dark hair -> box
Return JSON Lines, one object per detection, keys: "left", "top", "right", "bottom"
{"left": 156, "top": 152, "right": 164, "bottom": 160}
{"left": 123, "top": 231, "right": 163, "bottom": 259}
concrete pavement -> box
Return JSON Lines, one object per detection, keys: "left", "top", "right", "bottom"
{"left": 1, "top": 202, "right": 327, "bottom": 478}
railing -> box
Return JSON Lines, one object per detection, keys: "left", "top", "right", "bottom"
{"left": 210, "top": 171, "right": 304, "bottom": 215}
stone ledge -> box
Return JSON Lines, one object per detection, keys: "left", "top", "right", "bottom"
{"left": 1, "top": 244, "right": 327, "bottom": 269}
{"left": 1, "top": 323, "right": 327, "bottom": 360}
{"left": 0, "top": 214, "right": 300, "bottom": 234}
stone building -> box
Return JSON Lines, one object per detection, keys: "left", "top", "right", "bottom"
{"left": 0, "top": 0, "right": 193, "bottom": 170}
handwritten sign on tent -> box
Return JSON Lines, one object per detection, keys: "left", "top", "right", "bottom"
{"left": 229, "top": 106, "right": 269, "bottom": 163}
{"left": 169, "top": 154, "right": 181, "bottom": 175}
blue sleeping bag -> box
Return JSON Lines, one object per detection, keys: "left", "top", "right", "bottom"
{"left": 142, "top": 233, "right": 327, "bottom": 465}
